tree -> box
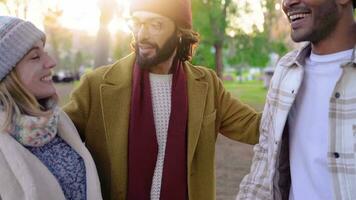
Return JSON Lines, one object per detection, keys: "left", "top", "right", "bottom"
{"left": 226, "top": 30, "right": 287, "bottom": 68}
{"left": 192, "top": 0, "right": 234, "bottom": 78}
{"left": 112, "top": 30, "right": 132, "bottom": 60}
{"left": 0, "top": 0, "right": 30, "bottom": 19}
{"left": 262, "top": 0, "right": 293, "bottom": 47}
{"left": 94, "top": 0, "right": 119, "bottom": 68}
{"left": 43, "top": 8, "right": 73, "bottom": 70}
{"left": 0, "top": 0, "right": 11, "bottom": 14}
{"left": 223, "top": 0, "right": 289, "bottom": 68}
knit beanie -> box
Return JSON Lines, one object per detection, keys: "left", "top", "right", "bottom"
{"left": 130, "top": 0, "right": 192, "bottom": 29}
{"left": 0, "top": 16, "right": 45, "bottom": 81}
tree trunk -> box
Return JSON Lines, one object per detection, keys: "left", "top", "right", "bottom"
{"left": 214, "top": 43, "right": 223, "bottom": 78}
{"left": 94, "top": 0, "right": 116, "bottom": 68}
{"left": 94, "top": 26, "right": 110, "bottom": 68}
{"left": 23, "top": 0, "right": 28, "bottom": 19}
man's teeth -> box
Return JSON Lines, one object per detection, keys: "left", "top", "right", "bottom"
{"left": 289, "top": 13, "right": 309, "bottom": 21}
{"left": 41, "top": 75, "right": 52, "bottom": 81}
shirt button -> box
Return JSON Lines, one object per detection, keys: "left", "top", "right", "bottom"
{"left": 335, "top": 92, "right": 340, "bottom": 98}
{"left": 333, "top": 152, "right": 340, "bottom": 158}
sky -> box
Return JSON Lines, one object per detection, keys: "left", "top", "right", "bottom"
{"left": 0, "top": 0, "right": 130, "bottom": 35}
{"left": 231, "top": 0, "right": 265, "bottom": 35}
{"left": 0, "top": 0, "right": 275, "bottom": 36}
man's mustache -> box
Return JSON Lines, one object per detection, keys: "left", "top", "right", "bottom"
{"left": 285, "top": 7, "right": 311, "bottom": 15}
{"left": 136, "top": 40, "right": 159, "bottom": 49}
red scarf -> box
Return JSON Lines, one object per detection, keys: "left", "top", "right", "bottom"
{"left": 127, "top": 58, "right": 188, "bottom": 200}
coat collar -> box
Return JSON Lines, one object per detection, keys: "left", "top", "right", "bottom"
{"left": 102, "top": 53, "right": 206, "bottom": 85}
{"left": 102, "top": 53, "right": 135, "bottom": 86}
{"left": 57, "top": 111, "right": 103, "bottom": 200}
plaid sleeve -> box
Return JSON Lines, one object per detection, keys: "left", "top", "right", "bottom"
{"left": 236, "top": 108, "right": 273, "bottom": 200}
{"left": 236, "top": 71, "right": 280, "bottom": 200}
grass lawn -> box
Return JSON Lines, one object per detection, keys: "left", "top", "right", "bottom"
{"left": 56, "top": 80, "right": 267, "bottom": 111}
{"left": 224, "top": 80, "right": 267, "bottom": 111}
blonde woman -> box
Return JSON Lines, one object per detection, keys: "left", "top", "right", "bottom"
{"left": 0, "top": 16, "right": 102, "bottom": 200}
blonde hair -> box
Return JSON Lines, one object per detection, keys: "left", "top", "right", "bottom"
{"left": 0, "top": 70, "right": 55, "bottom": 131}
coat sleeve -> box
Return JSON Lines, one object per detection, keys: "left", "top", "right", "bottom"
{"left": 62, "top": 74, "right": 91, "bottom": 141}
{"left": 215, "top": 72, "right": 262, "bottom": 145}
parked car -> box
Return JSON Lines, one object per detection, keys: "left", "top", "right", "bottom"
{"left": 53, "top": 70, "right": 78, "bottom": 83}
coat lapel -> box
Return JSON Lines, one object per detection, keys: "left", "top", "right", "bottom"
{"left": 100, "top": 54, "right": 135, "bottom": 198}
{"left": 58, "top": 111, "right": 87, "bottom": 156}
{"left": 185, "top": 63, "right": 208, "bottom": 169}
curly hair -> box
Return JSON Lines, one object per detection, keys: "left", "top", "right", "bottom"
{"left": 176, "top": 27, "right": 200, "bottom": 62}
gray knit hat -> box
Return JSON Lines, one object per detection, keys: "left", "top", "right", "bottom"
{"left": 0, "top": 16, "right": 45, "bottom": 81}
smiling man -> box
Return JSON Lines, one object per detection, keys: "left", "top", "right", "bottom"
{"left": 63, "top": 0, "right": 261, "bottom": 199}
{"left": 237, "top": 0, "right": 356, "bottom": 199}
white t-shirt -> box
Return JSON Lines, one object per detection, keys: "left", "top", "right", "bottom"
{"left": 288, "top": 49, "right": 353, "bottom": 200}
{"left": 149, "top": 73, "right": 172, "bottom": 200}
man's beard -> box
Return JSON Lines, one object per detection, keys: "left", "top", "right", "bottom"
{"left": 289, "top": 0, "right": 340, "bottom": 43}
{"left": 308, "top": 2, "right": 340, "bottom": 44}
{"left": 135, "top": 33, "right": 178, "bottom": 69}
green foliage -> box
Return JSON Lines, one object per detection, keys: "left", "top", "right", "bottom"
{"left": 191, "top": 0, "right": 234, "bottom": 76}
{"left": 113, "top": 31, "right": 133, "bottom": 60}
{"left": 226, "top": 32, "right": 288, "bottom": 67}
{"left": 192, "top": 0, "right": 231, "bottom": 43}
{"left": 72, "top": 51, "right": 92, "bottom": 70}
{"left": 191, "top": 41, "right": 215, "bottom": 69}
{"left": 191, "top": 0, "right": 289, "bottom": 71}
{"left": 193, "top": 27, "right": 288, "bottom": 69}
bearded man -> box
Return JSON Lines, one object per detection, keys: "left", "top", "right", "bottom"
{"left": 64, "top": 0, "right": 261, "bottom": 199}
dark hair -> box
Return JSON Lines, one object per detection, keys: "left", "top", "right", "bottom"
{"left": 353, "top": 0, "right": 356, "bottom": 9}
{"left": 176, "top": 27, "right": 200, "bottom": 62}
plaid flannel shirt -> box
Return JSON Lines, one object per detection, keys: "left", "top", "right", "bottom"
{"left": 237, "top": 44, "right": 356, "bottom": 200}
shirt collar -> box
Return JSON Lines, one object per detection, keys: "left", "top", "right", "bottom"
{"left": 280, "top": 43, "right": 356, "bottom": 67}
